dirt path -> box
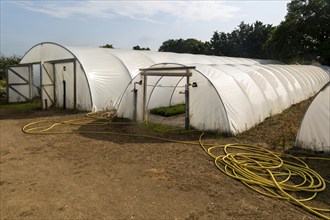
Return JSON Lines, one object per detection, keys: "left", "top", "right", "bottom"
{"left": 0, "top": 109, "right": 327, "bottom": 219}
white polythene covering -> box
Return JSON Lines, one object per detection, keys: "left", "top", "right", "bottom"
{"left": 295, "top": 83, "right": 330, "bottom": 152}
{"left": 17, "top": 42, "right": 330, "bottom": 134}
{"left": 118, "top": 63, "right": 329, "bottom": 134}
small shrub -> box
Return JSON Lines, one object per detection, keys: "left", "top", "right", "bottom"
{"left": 0, "top": 79, "right": 6, "bottom": 98}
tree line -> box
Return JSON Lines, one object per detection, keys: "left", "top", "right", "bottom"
{"left": 158, "top": 0, "right": 329, "bottom": 65}
{"left": 98, "top": 0, "right": 329, "bottom": 65}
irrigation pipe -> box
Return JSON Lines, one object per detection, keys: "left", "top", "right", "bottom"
{"left": 22, "top": 112, "right": 330, "bottom": 219}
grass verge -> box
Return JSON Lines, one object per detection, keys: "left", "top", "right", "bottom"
{"left": 0, "top": 101, "right": 41, "bottom": 111}
{"left": 143, "top": 122, "right": 183, "bottom": 132}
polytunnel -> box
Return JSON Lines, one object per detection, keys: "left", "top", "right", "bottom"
{"left": 7, "top": 42, "right": 145, "bottom": 111}
{"left": 6, "top": 42, "right": 330, "bottom": 134}
{"left": 117, "top": 63, "right": 329, "bottom": 135}
{"left": 7, "top": 42, "right": 271, "bottom": 111}
{"left": 295, "top": 82, "right": 330, "bottom": 153}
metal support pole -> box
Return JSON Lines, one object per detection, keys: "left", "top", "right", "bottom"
{"left": 73, "top": 61, "right": 77, "bottom": 111}
{"left": 44, "top": 99, "right": 48, "bottom": 110}
{"left": 63, "top": 80, "right": 66, "bottom": 110}
{"left": 6, "top": 68, "right": 9, "bottom": 103}
{"left": 29, "top": 65, "right": 33, "bottom": 100}
{"left": 52, "top": 64, "right": 56, "bottom": 104}
{"left": 132, "top": 80, "right": 143, "bottom": 122}
{"left": 142, "top": 75, "right": 147, "bottom": 121}
{"left": 185, "top": 76, "right": 190, "bottom": 130}
{"left": 132, "top": 89, "right": 137, "bottom": 122}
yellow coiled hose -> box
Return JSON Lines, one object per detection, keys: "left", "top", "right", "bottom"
{"left": 22, "top": 112, "right": 330, "bottom": 219}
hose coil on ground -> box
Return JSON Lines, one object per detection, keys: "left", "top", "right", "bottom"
{"left": 22, "top": 113, "right": 330, "bottom": 219}
{"left": 199, "top": 135, "right": 329, "bottom": 219}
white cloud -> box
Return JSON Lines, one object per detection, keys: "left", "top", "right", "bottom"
{"left": 165, "top": 1, "right": 240, "bottom": 21}
{"left": 13, "top": 1, "right": 116, "bottom": 19}
{"left": 14, "top": 1, "right": 240, "bottom": 22}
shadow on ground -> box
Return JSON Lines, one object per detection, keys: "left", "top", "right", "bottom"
{"left": 0, "top": 108, "right": 82, "bottom": 120}
{"left": 77, "top": 116, "right": 205, "bottom": 145}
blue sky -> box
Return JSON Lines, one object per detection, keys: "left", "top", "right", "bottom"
{"left": 1, "top": 1, "right": 290, "bottom": 56}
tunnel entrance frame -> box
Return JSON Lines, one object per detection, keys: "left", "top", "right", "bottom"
{"left": 139, "top": 66, "right": 196, "bottom": 130}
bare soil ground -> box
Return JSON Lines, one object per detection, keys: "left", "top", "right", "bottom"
{"left": 1, "top": 99, "right": 329, "bottom": 220}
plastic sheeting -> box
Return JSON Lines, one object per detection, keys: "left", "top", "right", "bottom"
{"left": 295, "top": 83, "right": 330, "bottom": 152}
{"left": 17, "top": 42, "right": 330, "bottom": 134}
{"left": 20, "top": 43, "right": 93, "bottom": 110}
{"left": 118, "top": 63, "right": 329, "bottom": 134}
{"left": 18, "top": 42, "right": 280, "bottom": 112}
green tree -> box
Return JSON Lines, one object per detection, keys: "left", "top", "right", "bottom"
{"left": 266, "top": 0, "right": 330, "bottom": 64}
{"left": 99, "top": 44, "right": 114, "bottom": 48}
{"left": 158, "top": 38, "right": 209, "bottom": 54}
{"left": 209, "top": 31, "right": 232, "bottom": 56}
{"left": 210, "top": 21, "right": 273, "bottom": 59}
{"left": 265, "top": 22, "right": 303, "bottom": 63}
{"left": 0, "top": 54, "right": 21, "bottom": 80}
{"left": 133, "top": 45, "right": 150, "bottom": 50}
{"left": 0, "top": 54, "right": 21, "bottom": 98}
{"left": 244, "top": 21, "right": 274, "bottom": 59}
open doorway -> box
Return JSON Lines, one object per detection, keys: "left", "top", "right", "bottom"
{"left": 138, "top": 65, "right": 196, "bottom": 130}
